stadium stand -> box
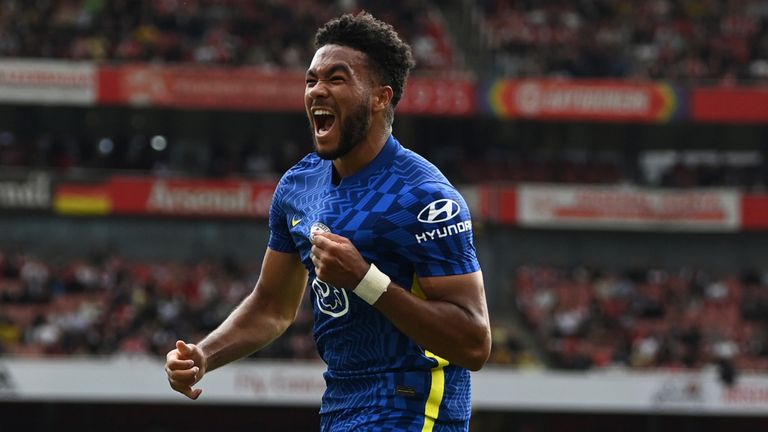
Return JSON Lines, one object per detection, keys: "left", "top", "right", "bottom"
{"left": 1, "top": 111, "right": 766, "bottom": 190}
{"left": 1, "top": 1, "right": 767, "bottom": 187}
{"left": 511, "top": 264, "right": 768, "bottom": 372}
{"left": 2, "top": 246, "right": 768, "bottom": 374}
{"left": 4, "top": 3, "right": 768, "bottom": 431}
{"left": 0, "top": 249, "right": 319, "bottom": 360}
{"left": 0, "top": 0, "right": 767, "bottom": 375}
{"left": 0, "top": 0, "right": 460, "bottom": 72}
{"left": 477, "top": 0, "right": 768, "bottom": 84}
{"left": 0, "top": 247, "right": 534, "bottom": 367}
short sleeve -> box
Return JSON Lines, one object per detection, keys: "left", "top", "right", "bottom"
{"left": 379, "top": 181, "right": 480, "bottom": 277}
{"left": 267, "top": 175, "right": 298, "bottom": 253}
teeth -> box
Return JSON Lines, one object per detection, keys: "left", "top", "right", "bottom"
{"left": 312, "top": 108, "right": 333, "bottom": 116}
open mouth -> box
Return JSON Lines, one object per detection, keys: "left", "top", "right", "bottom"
{"left": 312, "top": 108, "right": 336, "bottom": 137}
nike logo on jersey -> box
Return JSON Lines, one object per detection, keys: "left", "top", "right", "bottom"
{"left": 291, "top": 217, "right": 302, "bottom": 227}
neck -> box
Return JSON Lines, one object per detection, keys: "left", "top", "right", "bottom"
{"left": 332, "top": 125, "right": 390, "bottom": 179}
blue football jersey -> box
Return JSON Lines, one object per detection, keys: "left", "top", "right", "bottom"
{"left": 268, "top": 135, "right": 481, "bottom": 423}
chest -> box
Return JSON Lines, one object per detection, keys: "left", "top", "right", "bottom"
{"left": 285, "top": 185, "right": 397, "bottom": 264}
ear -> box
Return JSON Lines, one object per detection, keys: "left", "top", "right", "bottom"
{"left": 371, "top": 85, "right": 393, "bottom": 113}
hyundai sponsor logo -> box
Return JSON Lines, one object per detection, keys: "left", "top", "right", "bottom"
{"left": 415, "top": 220, "right": 472, "bottom": 244}
{"left": 417, "top": 199, "right": 461, "bottom": 223}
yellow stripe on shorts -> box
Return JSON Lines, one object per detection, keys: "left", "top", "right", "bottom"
{"left": 411, "top": 277, "right": 450, "bottom": 432}
{"left": 422, "top": 350, "right": 449, "bottom": 432}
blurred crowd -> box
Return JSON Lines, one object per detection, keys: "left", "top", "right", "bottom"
{"left": 1, "top": 1, "right": 767, "bottom": 374}
{"left": 512, "top": 264, "right": 768, "bottom": 375}
{"left": 0, "top": 248, "right": 530, "bottom": 367}
{"left": 0, "top": 249, "right": 318, "bottom": 360}
{"left": 0, "top": 0, "right": 458, "bottom": 72}
{"left": 3, "top": 247, "right": 767, "bottom": 375}
{"left": 479, "top": 0, "right": 768, "bottom": 84}
{"left": 3, "top": 0, "right": 768, "bottom": 84}
{"left": 1, "top": 0, "right": 767, "bottom": 190}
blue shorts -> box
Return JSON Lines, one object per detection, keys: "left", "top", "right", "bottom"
{"left": 320, "top": 406, "right": 470, "bottom": 432}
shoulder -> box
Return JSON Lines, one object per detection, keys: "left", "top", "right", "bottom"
{"left": 271, "top": 152, "right": 322, "bottom": 212}
{"left": 392, "top": 148, "right": 462, "bottom": 203}
{"left": 380, "top": 144, "right": 468, "bottom": 215}
{"left": 274, "top": 152, "right": 322, "bottom": 194}
{"left": 279, "top": 153, "right": 321, "bottom": 185}
{"left": 396, "top": 180, "right": 470, "bottom": 224}
{"left": 390, "top": 146, "right": 451, "bottom": 188}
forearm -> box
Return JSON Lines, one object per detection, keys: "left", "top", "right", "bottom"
{"left": 309, "top": 234, "right": 490, "bottom": 369}
{"left": 198, "top": 292, "right": 293, "bottom": 373}
{"left": 196, "top": 249, "right": 308, "bottom": 374}
{"left": 373, "top": 282, "right": 491, "bottom": 371}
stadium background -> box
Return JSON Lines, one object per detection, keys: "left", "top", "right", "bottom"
{"left": 1, "top": 0, "right": 768, "bottom": 430}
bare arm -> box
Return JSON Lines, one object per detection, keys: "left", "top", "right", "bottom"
{"left": 166, "top": 247, "right": 308, "bottom": 399}
{"left": 311, "top": 233, "right": 491, "bottom": 371}
{"left": 373, "top": 271, "right": 490, "bottom": 371}
{"left": 198, "top": 248, "right": 308, "bottom": 372}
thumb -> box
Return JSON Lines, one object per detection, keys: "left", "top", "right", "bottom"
{"left": 190, "top": 388, "right": 203, "bottom": 400}
{"left": 176, "top": 340, "right": 193, "bottom": 358}
{"left": 318, "top": 232, "right": 348, "bottom": 243}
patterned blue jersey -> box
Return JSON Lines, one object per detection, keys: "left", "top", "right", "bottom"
{"left": 268, "top": 135, "right": 481, "bottom": 424}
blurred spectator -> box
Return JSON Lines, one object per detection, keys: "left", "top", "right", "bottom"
{"left": 0, "top": 0, "right": 462, "bottom": 73}
{"left": 480, "top": 0, "right": 768, "bottom": 85}
{"left": 4, "top": 0, "right": 767, "bottom": 84}
{"left": 489, "top": 323, "right": 541, "bottom": 368}
{"left": 512, "top": 264, "right": 768, "bottom": 372}
{"left": 4, "top": 248, "right": 768, "bottom": 374}
{"left": 0, "top": 248, "right": 319, "bottom": 360}
{"left": 1, "top": 1, "right": 767, "bottom": 190}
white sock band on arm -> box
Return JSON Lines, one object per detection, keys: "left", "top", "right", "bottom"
{"left": 353, "top": 263, "right": 390, "bottom": 305}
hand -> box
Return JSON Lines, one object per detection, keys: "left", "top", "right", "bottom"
{"left": 310, "top": 232, "right": 370, "bottom": 289}
{"left": 165, "top": 340, "right": 206, "bottom": 400}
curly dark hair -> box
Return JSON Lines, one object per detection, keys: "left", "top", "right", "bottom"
{"left": 314, "top": 11, "right": 416, "bottom": 109}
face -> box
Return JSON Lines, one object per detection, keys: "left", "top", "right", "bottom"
{"left": 305, "top": 45, "right": 374, "bottom": 160}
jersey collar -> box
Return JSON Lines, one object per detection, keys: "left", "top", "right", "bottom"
{"left": 331, "top": 134, "right": 399, "bottom": 187}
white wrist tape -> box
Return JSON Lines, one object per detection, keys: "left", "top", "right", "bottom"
{"left": 353, "top": 263, "right": 390, "bottom": 305}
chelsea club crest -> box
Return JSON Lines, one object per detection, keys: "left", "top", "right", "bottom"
{"left": 308, "top": 221, "right": 349, "bottom": 317}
